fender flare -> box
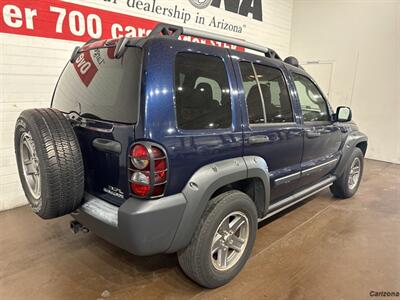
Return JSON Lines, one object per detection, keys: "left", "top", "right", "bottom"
{"left": 167, "top": 156, "right": 270, "bottom": 253}
{"left": 334, "top": 130, "right": 368, "bottom": 177}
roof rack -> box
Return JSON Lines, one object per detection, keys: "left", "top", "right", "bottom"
{"left": 148, "top": 23, "right": 282, "bottom": 60}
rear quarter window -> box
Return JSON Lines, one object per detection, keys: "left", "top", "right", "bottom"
{"left": 175, "top": 53, "right": 232, "bottom": 130}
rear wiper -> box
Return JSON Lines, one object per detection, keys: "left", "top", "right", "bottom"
{"left": 65, "top": 112, "right": 114, "bottom": 133}
{"left": 80, "top": 113, "right": 104, "bottom": 121}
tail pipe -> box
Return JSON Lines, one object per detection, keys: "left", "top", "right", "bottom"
{"left": 70, "top": 220, "right": 89, "bottom": 234}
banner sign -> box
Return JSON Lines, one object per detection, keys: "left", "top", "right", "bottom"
{"left": 0, "top": 0, "right": 244, "bottom": 50}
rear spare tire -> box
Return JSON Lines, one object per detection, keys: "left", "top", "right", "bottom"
{"left": 14, "top": 108, "right": 84, "bottom": 219}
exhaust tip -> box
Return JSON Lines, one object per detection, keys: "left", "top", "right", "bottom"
{"left": 70, "top": 220, "right": 89, "bottom": 234}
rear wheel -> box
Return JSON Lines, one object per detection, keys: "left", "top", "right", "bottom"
{"left": 178, "top": 190, "right": 257, "bottom": 288}
{"left": 15, "top": 108, "right": 84, "bottom": 219}
{"left": 330, "top": 147, "right": 364, "bottom": 199}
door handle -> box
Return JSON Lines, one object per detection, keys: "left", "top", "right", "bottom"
{"left": 249, "top": 135, "right": 270, "bottom": 144}
{"left": 306, "top": 131, "right": 321, "bottom": 138}
{"left": 92, "top": 138, "right": 121, "bottom": 154}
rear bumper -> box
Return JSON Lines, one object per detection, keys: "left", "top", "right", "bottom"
{"left": 72, "top": 193, "right": 187, "bottom": 256}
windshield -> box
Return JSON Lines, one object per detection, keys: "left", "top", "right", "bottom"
{"left": 52, "top": 47, "right": 142, "bottom": 124}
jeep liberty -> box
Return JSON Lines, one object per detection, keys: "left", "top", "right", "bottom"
{"left": 14, "top": 23, "right": 367, "bottom": 288}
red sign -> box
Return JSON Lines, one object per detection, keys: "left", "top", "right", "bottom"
{"left": 0, "top": 0, "right": 244, "bottom": 51}
{"left": 73, "top": 51, "right": 98, "bottom": 87}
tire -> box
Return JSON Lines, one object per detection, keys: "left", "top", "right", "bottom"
{"left": 178, "top": 190, "right": 257, "bottom": 288}
{"left": 330, "top": 147, "right": 364, "bottom": 199}
{"left": 14, "top": 108, "right": 84, "bottom": 219}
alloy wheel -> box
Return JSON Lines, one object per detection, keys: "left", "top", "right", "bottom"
{"left": 210, "top": 211, "right": 249, "bottom": 271}
{"left": 348, "top": 157, "right": 361, "bottom": 190}
{"left": 19, "top": 132, "right": 41, "bottom": 204}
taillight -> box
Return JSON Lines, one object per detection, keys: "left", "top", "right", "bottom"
{"left": 131, "top": 144, "right": 149, "bottom": 170}
{"left": 129, "top": 142, "right": 168, "bottom": 198}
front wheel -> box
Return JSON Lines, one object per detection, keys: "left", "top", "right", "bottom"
{"left": 330, "top": 147, "right": 364, "bottom": 199}
{"left": 178, "top": 190, "right": 257, "bottom": 288}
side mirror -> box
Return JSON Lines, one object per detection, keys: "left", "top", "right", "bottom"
{"left": 336, "top": 106, "right": 352, "bottom": 122}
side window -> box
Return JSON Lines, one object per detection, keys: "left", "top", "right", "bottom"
{"left": 239, "top": 62, "right": 294, "bottom": 124}
{"left": 292, "top": 73, "right": 330, "bottom": 122}
{"left": 254, "top": 64, "right": 294, "bottom": 123}
{"left": 239, "top": 62, "right": 265, "bottom": 124}
{"left": 175, "top": 53, "right": 232, "bottom": 130}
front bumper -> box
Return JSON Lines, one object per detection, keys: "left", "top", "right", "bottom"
{"left": 72, "top": 193, "right": 187, "bottom": 256}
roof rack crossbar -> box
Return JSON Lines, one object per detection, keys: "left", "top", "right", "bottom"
{"left": 150, "top": 23, "right": 281, "bottom": 60}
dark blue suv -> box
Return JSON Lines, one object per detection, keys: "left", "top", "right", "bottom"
{"left": 14, "top": 24, "right": 367, "bottom": 288}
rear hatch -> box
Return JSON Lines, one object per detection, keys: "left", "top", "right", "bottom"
{"left": 51, "top": 40, "right": 142, "bottom": 206}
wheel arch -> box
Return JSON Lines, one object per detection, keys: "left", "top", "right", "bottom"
{"left": 210, "top": 177, "right": 266, "bottom": 219}
{"left": 334, "top": 130, "right": 368, "bottom": 177}
{"left": 356, "top": 140, "right": 368, "bottom": 156}
{"left": 167, "top": 156, "right": 270, "bottom": 253}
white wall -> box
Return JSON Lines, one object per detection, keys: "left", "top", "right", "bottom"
{"left": 0, "top": 0, "right": 294, "bottom": 211}
{"left": 290, "top": 0, "right": 400, "bottom": 164}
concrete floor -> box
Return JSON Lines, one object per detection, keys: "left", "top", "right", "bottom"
{"left": 0, "top": 159, "right": 399, "bottom": 300}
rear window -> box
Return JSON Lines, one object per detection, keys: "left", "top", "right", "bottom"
{"left": 52, "top": 47, "right": 142, "bottom": 124}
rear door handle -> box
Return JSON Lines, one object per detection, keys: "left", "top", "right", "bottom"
{"left": 92, "top": 138, "right": 121, "bottom": 154}
{"left": 306, "top": 131, "right": 321, "bottom": 138}
{"left": 249, "top": 135, "right": 270, "bottom": 144}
